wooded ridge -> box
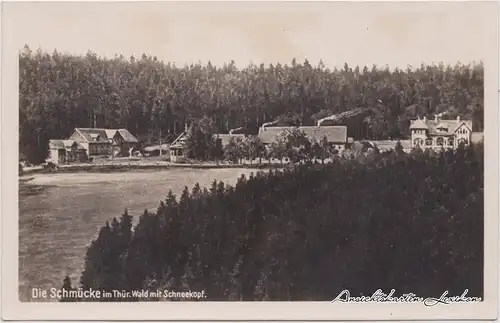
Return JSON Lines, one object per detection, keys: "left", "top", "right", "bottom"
{"left": 20, "top": 47, "right": 484, "bottom": 164}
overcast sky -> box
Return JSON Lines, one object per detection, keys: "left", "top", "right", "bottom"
{"left": 4, "top": 1, "right": 492, "bottom": 69}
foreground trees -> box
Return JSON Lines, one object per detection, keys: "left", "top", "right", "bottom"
{"left": 71, "top": 143, "right": 483, "bottom": 301}
{"left": 20, "top": 47, "right": 483, "bottom": 164}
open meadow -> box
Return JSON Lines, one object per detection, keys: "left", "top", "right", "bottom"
{"left": 18, "top": 168, "right": 254, "bottom": 301}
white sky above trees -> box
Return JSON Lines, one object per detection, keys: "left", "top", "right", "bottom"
{"left": 6, "top": 1, "right": 489, "bottom": 69}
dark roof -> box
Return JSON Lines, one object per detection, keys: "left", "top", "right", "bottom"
{"left": 74, "top": 128, "right": 139, "bottom": 143}
{"left": 213, "top": 134, "right": 246, "bottom": 146}
{"left": 258, "top": 126, "right": 347, "bottom": 144}
{"left": 49, "top": 140, "right": 85, "bottom": 150}
{"left": 373, "top": 140, "right": 412, "bottom": 151}
{"left": 49, "top": 140, "right": 66, "bottom": 149}
{"left": 116, "top": 129, "right": 139, "bottom": 143}
{"left": 316, "top": 108, "right": 372, "bottom": 125}
{"left": 74, "top": 128, "right": 113, "bottom": 143}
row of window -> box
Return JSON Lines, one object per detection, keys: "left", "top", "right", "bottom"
{"left": 413, "top": 138, "right": 469, "bottom": 146}
{"left": 89, "top": 143, "right": 111, "bottom": 154}
{"left": 413, "top": 129, "right": 468, "bottom": 135}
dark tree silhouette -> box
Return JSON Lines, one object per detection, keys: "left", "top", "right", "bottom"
{"left": 76, "top": 143, "right": 484, "bottom": 301}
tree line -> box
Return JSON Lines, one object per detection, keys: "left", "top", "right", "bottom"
{"left": 60, "top": 142, "right": 483, "bottom": 301}
{"left": 20, "top": 46, "right": 483, "bottom": 164}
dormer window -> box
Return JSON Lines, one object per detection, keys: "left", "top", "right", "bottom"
{"left": 436, "top": 123, "right": 448, "bottom": 132}
{"left": 90, "top": 133, "right": 100, "bottom": 141}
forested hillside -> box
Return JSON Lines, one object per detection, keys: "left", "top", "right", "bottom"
{"left": 19, "top": 46, "right": 484, "bottom": 163}
{"left": 67, "top": 144, "right": 483, "bottom": 301}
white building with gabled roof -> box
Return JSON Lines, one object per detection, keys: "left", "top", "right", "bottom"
{"left": 409, "top": 115, "right": 473, "bottom": 150}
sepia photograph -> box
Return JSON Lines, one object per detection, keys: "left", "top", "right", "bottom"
{"left": 2, "top": 0, "right": 499, "bottom": 321}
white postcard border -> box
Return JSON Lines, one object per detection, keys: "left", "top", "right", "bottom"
{"left": 1, "top": 0, "right": 499, "bottom": 321}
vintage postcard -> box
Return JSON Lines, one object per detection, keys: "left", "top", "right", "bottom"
{"left": 1, "top": 0, "right": 499, "bottom": 321}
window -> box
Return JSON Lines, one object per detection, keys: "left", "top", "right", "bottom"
{"left": 448, "top": 138, "right": 454, "bottom": 146}
{"left": 425, "top": 137, "right": 433, "bottom": 146}
{"left": 413, "top": 138, "right": 423, "bottom": 147}
{"left": 436, "top": 137, "right": 444, "bottom": 146}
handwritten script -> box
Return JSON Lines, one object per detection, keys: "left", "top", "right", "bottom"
{"left": 331, "top": 289, "right": 481, "bottom": 306}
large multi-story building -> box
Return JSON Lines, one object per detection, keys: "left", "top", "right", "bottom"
{"left": 258, "top": 125, "right": 351, "bottom": 152}
{"left": 409, "top": 115, "right": 473, "bottom": 150}
{"left": 47, "top": 128, "right": 139, "bottom": 164}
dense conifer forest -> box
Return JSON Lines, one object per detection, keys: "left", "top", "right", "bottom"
{"left": 19, "top": 47, "right": 483, "bottom": 164}
{"left": 63, "top": 143, "right": 483, "bottom": 301}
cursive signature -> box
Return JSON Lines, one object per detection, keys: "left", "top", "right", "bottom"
{"left": 331, "top": 289, "right": 423, "bottom": 303}
{"left": 331, "top": 289, "right": 481, "bottom": 306}
{"left": 423, "top": 289, "right": 482, "bottom": 307}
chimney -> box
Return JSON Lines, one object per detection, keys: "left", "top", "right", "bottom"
{"left": 184, "top": 123, "right": 188, "bottom": 132}
{"left": 456, "top": 116, "right": 460, "bottom": 122}
{"left": 434, "top": 114, "right": 438, "bottom": 122}
{"left": 423, "top": 116, "right": 427, "bottom": 122}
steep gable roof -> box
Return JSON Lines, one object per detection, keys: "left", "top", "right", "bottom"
{"left": 73, "top": 128, "right": 139, "bottom": 143}
{"left": 104, "top": 129, "right": 118, "bottom": 139}
{"left": 410, "top": 117, "right": 473, "bottom": 134}
{"left": 74, "top": 128, "right": 112, "bottom": 143}
{"left": 409, "top": 119, "right": 428, "bottom": 129}
{"left": 258, "top": 126, "right": 347, "bottom": 144}
{"left": 116, "top": 129, "right": 139, "bottom": 143}
{"left": 453, "top": 122, "right": 473, "bottom": 133}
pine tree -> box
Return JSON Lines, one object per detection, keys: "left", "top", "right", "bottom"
{"left": 60, "top": 276, "right": 75, "bottom": 302}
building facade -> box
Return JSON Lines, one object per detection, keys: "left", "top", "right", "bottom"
{"left": 48, "top": 128, "right": 139, "bottom": 164}
{"left": 168, "top": 131, "right": 189, "bottom": 163}
{"left": 258, "top": 125, "right": 349, "bottom": 152}
{"left": 47, "top": 140, "right": 87, "bottom": 165}
{"left": 67, "top": 128, "right": 139, "bottom": 158}
{"left": 409, "top": 115, "right": 472, "bottom": 150}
